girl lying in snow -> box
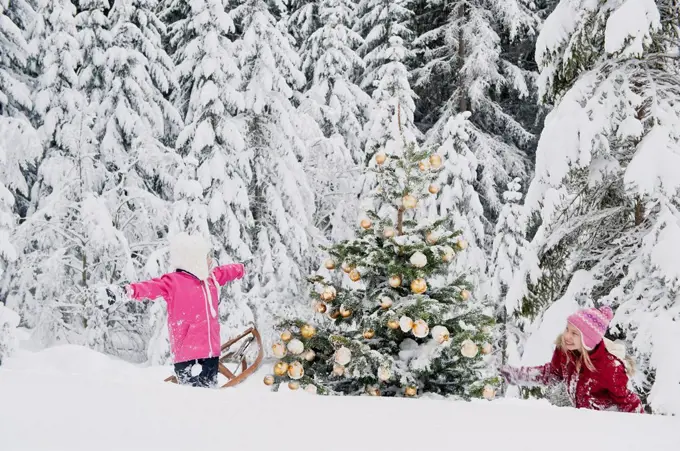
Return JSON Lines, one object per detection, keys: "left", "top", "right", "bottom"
{"left": 501, "top": 306, "right": 644, "bottom": 413}
{"left": 122, "top": 233, "right": 245, "bottom": 388}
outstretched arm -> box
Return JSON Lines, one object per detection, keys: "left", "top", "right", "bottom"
{"left": 213, "top": 263, "right": 245, "bottom": 286}
{"left": 501, "top": 349, "right": 564, "bottom": 387}
{"left": 126, "top": 274, "right": 174, "bottom": 302}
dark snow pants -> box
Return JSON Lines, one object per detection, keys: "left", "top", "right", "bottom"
{"left": 174, "top": 357, "right": 219, "bottom": 388}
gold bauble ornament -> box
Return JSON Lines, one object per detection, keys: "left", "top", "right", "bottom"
{"left": 349, "top": 269, "right": 361, "bottom": 282}
{"left": 340, "top": 306, "right": 353, "bottom": 318}
{"left": 273, "top": 361, "right": 289, "bottom": 376}
{"left": 429, "top": 154, "right": 443, "bottom": 170}
{"left": 272, "top": 342, "right": 287, "bottom": 358}
{"left": 363, "top": 329, "right": 375, "bottom": 339}
{"left": 404, "top": 386, "right": 418, "bottom": 397}
{"left": 341, "top": 262, "right": 352, "bottom": 273}
{"left": 426, "top": 231, "right": 438, "bottom": 245}
{"left": 324, "top": 259, "right": 336, "bottom": 270}
{"left": 379, "top": 296, "right": 393, "bottom": 309}
{"left": 387, "top": 319, "right": 400, "bottom": 330}
{"left": 288, "top": 381, "right": 300, "bottom": 391}
{"left": 418, "top": 160, "right": 430, "bottom": 172}
{"left": 263, "top": 375, "right": 275, "bottom": 386}
{"left": 320, "top": 286, "right": 336, "bottom": 302}
{"left": 375, "top": 151, "right": 387, "bottom": 165}
{"left": 483, "top": 385, "right": 496, "bottom": 401}
{"left": 328, "top": 308, "right": 341, "bottom": 320}
{"left": 410, "top": 278, "right": 427, "bottom": 294}
{"left": 460, "top": 289, "right": 471, "bottom": 301}
{"left": 360, "top": 219, "right": 372, "bottom": 229}
{"left": 367, "top": 386, "right": 381, "bottom": 396}
{"left": 383, "top": 227, "right": 395, "bottom": 238}
{"left": 461, "top": 339, "right": 479, "bottom": 358}
{"left": 280, "top": 330, "right": 292, "bottom": 342}
{"left": 300, "top": 324, "right": 316, "bottom": 339}
{"left": 287, "top": 361, "right": 304, "bottom": 380}
{"left": 482, "top": 343, "right": 492, "bottom": 355}
{"left": 388, "top": 275, "right": 402, "bottom": 288}
{"left": 332, "top": 363, "right": 345, "bottom": 376}
{"left": 428, "top": 184, "right": 440, "bottom": 195}
{"left": 457, "top": 238, "right": 469, "bottom": 250}
{"left": 315, "top": 302, "right": 327, "bottom": 314}
{"left": 402, "top": 194, "right": 418, "bottom": 209}
{"left": 304, "top": 349, "right": 316, "bottom": 362}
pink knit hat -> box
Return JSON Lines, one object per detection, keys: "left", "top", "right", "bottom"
{"left": 567, "top": 306, "right": 614, "bottom": 350}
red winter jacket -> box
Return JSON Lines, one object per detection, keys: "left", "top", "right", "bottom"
{"left": 506, "top": 342, "right": 644, "bottom": 413}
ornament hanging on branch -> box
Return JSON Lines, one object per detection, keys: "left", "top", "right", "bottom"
{"left": 399, "top": 316, "right": 414, "bottom": 332}
{"left": 315, "top": 302, "right": 327, "bottom": 313}
{"left": 383, "top": 227, "right": 395, "bottom": 238}
{"left": 272, "top": 342, "right": 287, "bottom": 358}
{"left": 332, "top": 363, "right": 345, "bottom": 376}
{"left": 481, "top": 343, "right": 492, "bottom": 355}
{"left": 287, "top": 339, "right": 304, "bottom": 355}
{"left": 288, "top": 381, "right": 300, "bottom": 391}
{"left": 349, "top": 269, "right": 361, "bottom": 282}
{"left": 280, "top": 330, "right": 292, "bottom": 342}
{"left": 483, "top": 385, "right": 496, "bottom": 400}
{"left": 320, "top": 286, "right": 336, "bottom": 302}
{"left": 305, "top": 384, "right": 318, "bottom": 394}
{"left": 460, "top": 290, "right": 471, "bottom": 301}
{"left": 363, "top": 329, "right": 375, "bottom": 339}
{"left": 301, "top": 324, "right": 316, "bottom": 339}
{"left": 341, "top": 262, "right": 352, "bottom": 273}
{"left": 378, "top": 366, "right": 392, "bottom": 382}
{"left": 428, "top": 184, "right": 440, "bottom": 195}
{"left": 335, "top": 346, "right": 352, "bottom": 365}
{"left": 360, "top": 219, "right": 372, "bottom": 229}
{"left": 461, "top": 339, "right": 479, "bottom": 358}
{"left": 340, "top": 305, "right": 353, "bottom": 318}
{"left": 379, "top": 296, "right": 393, "bottom": 309}
{"left": 442, "top": 246, "right": 455, "bottom": 262}
{"left": 404, "top": 386, "right": 417, "bottom": 397}
{"left": 387, "top": 318, "right": 400, "bottom": 330}
{"left": 457, "top": 237, "right": 468, "bottom": 250}
{"left": 402, "top": 194, "right": 418, "bottom": 209}
{"left": 410, "top": 278, "right": 427, "bottom": 294}
{"left": 412, "top": 319, "right": 429, "bottom": 338}
{"left": 419, "top": 160, "right": 430, "bottom": 172}
{"left": 410, "top": 251, "right": 427, "bottom": 268}
{"left": 304, "top": 349, "right": 316, "bottom": 362}
{"left": 429, "top": 154, "right": 443, "bottom": 170}
{"left": 389, "top": 275, "right": 402, "bottom": 288}
{"left": 287, "top": 361, "right": 305, "bottom": 380}
{"left": 263, "top": 375, "right": 275, "bottom": 386}
{"left": 274, "top": 361, "right": 289, "bottom": 376}
{"left": 431, "top": 326, "right": 450, "bottom": 344}
{"left": 324, "top": 259, "right": 336, "bottom": 270}
{"left": 375, "top": 151, "right": 387, "bottom": 165}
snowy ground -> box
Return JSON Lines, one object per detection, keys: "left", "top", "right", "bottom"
{"left": 1, "top": 338, "right": 678, "bottom": 451}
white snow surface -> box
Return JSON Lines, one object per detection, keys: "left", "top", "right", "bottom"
{"left": 1, "top": 340, "right": 678, "bottom": 450}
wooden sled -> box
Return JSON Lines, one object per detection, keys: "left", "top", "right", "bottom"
{"left": 164, "top": 326, "right": 264, "bottom": 388}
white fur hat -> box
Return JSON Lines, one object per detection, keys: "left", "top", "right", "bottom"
{"left": 169, "top": 232, "right": 211, "bottom": 280}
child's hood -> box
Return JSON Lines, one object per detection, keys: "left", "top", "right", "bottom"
{"left": 169, "top": 232, "right": 211, "bottom": 280}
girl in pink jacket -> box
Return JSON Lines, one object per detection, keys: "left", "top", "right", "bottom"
{"left": 124, "top": 233, "right": 245, "bottom": 388}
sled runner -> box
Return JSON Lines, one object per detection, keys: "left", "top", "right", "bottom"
{"left": 164, "top": 326, "right": 264, "bottom": 388}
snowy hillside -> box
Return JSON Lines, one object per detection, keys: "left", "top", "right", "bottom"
{"left": 0, "top": 343, "right": 678, "bottom": 451}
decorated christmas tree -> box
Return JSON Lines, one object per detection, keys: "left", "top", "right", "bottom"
{"left": 264, "top": 109, "right": 497, "bottom": 398}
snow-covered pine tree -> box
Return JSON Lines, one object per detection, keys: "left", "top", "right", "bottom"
{"left": 415, "top": 0, "right": 538, "bottom": 222}
{"left": 0, "top": 0, "right": 35, "bottom": 119}
{"left": 488, "top": 177, "right": 529, "bottom": 388}
{"left": 267, "top": 137, "right": 496, "bottom": 398}
{"left": 511, "top": 0, "right": 680, "bottom": 414}
{"left": 294, "top": 0, "right": 372, "bottom": 241}
{"left": 76, "top": 0, "right": 111, "bottom": 109}
{"left": 9, "top": 0, "right": 143, "bottom": 358}
{"left": 0, "top": 0, "right": 40, "bottom": 297}
{"left": 355, "top": 0, "right": 420, "bottom": 157}
{"left": 229, "top": 0, "right": 317, "bottom": 344}
{"left": 164, "top": 0, "right": 255, "bottom": 349}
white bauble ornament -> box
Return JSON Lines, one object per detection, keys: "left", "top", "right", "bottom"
{"left": 431, "top": 325, "right": 450, "bottom": 344}
{"left": 305, "top": 384, "right": 318, "bottom": 394}
{"left": 482, "top": 343, "right": 492, "bottom": 355}
{"left": 287, "top": 339, "right": 304, "bottom": 355}
{"left": 461, "top": 339, "right": 479, "bottom": 358}
{"left": 442, "top": 246, "right": 455, "bottom": 262}
{"left": 409, "top": 251, "right": 427, "bottom": 268}
{"left": 483, "top": 385, "right": 496, "bottom": 400}
{"left": 378, "top": 366, "right": 392, "bottom": 382}
{"left": 287, "top": 361, "right": 304, "bottom": 380}
{"left": 412, "top": 319, "right": 429, "bottom": 338}
{"left": 334, "top": 346, "right": 352, "bottom": 366}
{"left": 332, "top": 363, "right": 345, "bottom": 376}
{"left": 304, "top": 349, "right": 316, "bottom": 362}
{"left": 272, "top": 342, "right": 287, "bottom": 358}
{"left": 399, "top": 316, "right": 414, "bottom": 332}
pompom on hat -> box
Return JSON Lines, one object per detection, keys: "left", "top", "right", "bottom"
{"left": 567, "top": 306, "right": 614, "bottom": 351}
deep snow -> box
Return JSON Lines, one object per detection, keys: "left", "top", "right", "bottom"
{"left": 0, "top": 342, "right": 678, "bottom": 451}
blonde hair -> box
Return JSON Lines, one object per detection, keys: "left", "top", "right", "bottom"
{"left": 555, "top": 334, "right": 636, "bottom": 376}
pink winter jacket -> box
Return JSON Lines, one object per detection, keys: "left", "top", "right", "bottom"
{"left": 126, "top": 264, "right": 245, "bottom": 363}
